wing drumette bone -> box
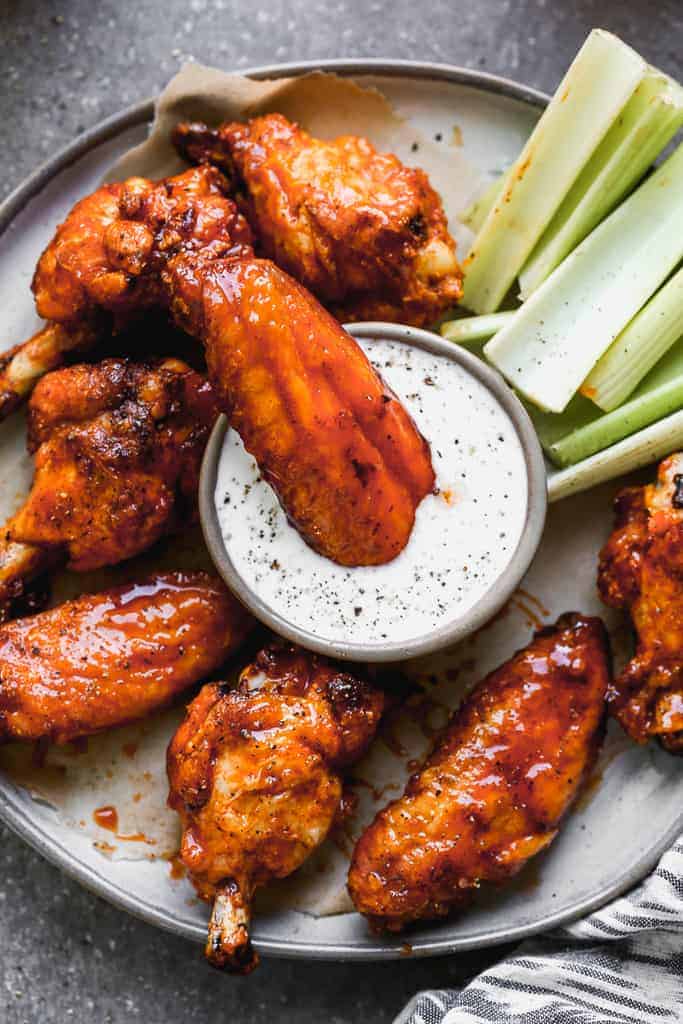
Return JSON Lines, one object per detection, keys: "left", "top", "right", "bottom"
{"left": 0, "top": 356, "right": 218, "bottom": 619}
{"left": 167, "top": 256, "right": 435, "bottom": 566}
{"left": 0, "top": 166, "right": 252, "bottom": 419}
{"left": 166, "top": 643, "right": 385, "bottom": 972}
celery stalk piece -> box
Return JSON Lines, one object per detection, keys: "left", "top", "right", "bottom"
{"left": 519, "top": 73, "right": 683, "bottom": 299}
{"left": 547, "top": 407, "right": 683, "bottom": 503}
{"left": 458, "top": 177, "right": 504, "bottom": 234}
{"left": 440, "top": 311, "right": 515, "bottom": 348}
{"left": 581, "top": 263, "right": 683, "bottom": 411}
{"left": 530, "top": 336, "right": 683, "bottom": 467}
{"left": 484, "top": 142, "right": 683, "bottom": 413}
{"left": 461, "top": 30, "right": 646, "bottom": 314}
{"left": 526, "top": 394, "right": 598, "bottom": 457}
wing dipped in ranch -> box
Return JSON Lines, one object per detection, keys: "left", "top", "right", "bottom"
{"left": 167, "top": 256, "right": 436, "bottom": 566}
{"left": 167, "top": 642, "right": 385, "bottom": 973}
{"left": 348, "top": 613, "right": 610, "bottom": 931}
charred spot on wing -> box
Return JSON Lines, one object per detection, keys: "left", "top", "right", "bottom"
{"left": 672, "top": 473, "right": 683, "bottom": 509}
{"left": 407, "top": 213, "right": 427, "bottom": 239}
{"left": 350, "top": 458, "right": 377, "bottom": 487}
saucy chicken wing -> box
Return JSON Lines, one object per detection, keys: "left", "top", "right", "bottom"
{"left": 348, "top": 613, "right": 610, "bottom": 932}
{"left": 173, "top": 114, "right": 463, "bottom": 326}
{"left": 0, "top": 166, "right": 252, "bottom": 419}
{"left": 598, "top": 453, "right": 683, "bottom": 752}
{"left": 0, "top": 571, "right": 252, "bottom": 744}
{"left": 167, "top": 643, "right": 385, "bottom": 972}
{"left": 168, "top": 256, "right": 435, "bottom": 566}
{"left": 0, "top": 357, "right": 218, "bottom": 618}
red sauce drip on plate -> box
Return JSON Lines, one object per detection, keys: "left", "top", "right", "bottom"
{"left": 93, "top": 805, "right": 118, "bottom": 832}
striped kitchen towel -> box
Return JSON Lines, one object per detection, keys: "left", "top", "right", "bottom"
{"left": 396, "top": 834, "right": 683, "bottom": 1024}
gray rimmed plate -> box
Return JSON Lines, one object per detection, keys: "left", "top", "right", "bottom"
{"left": 0, "top": 60, "right": 681, "bottom": 964}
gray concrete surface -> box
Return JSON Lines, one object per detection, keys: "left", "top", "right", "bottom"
{"left": 1, "top": 1, "right": 681, "bottom": 1021}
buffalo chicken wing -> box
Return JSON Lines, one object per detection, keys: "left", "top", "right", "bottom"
{"left": 0, "top": 357, "right": 218, "bottom": 618}
{"left": 173, "top": 113, "right": 463, "bottom": 326}
{"left": 598, "top": 453, "right": 683, "bottom": 752}
{"left": 0, "top": 166, "right": 252, "bottom": 419}
{"left": 168, "top": 256, "right": 435, "bottom": 566}
{"left": 167, "top": 643, "right": 385, "bottom": 972}
{"left": 348, "top": 613, "right": 610, "bottom": 931}
{"left": 0, "top": 571, "right": 252, "bottom": 745}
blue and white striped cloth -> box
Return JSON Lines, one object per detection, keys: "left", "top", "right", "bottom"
{"left": 396, "top": 835, "right": 683, "bottom": 1024}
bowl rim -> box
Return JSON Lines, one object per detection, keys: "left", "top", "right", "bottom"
{"left": 200, "top": 321, "right": 548, "bottom": 661}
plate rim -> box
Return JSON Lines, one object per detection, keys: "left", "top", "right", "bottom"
{"left": 1, "top": 57, "right": 679, "bottom": 963}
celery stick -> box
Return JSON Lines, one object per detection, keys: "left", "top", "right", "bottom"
{"left": 484, "top": 142, "right": 683, "bottom": 413}
{"left": 440, "top": 311, "right": 515, "bottom": 348}
{"left": 526, "top": 393, "right": 598, "bottom": 456}
{"left": 531, "top": 336, "right": 683, "bottom": 467}
{"left": 461, "top": 30, "right": 646, "bottom": 314}
{"left": 458, "top": 177, "right": 504, "bottom": 234}
{"left": 548, "top": 408, "right": 683, "bottom": 502}
{"left": 581, "top": 264, "right": 683, "bottom": 411}
{"left": 519, "top": 73, "right": 683, "bottom": 298}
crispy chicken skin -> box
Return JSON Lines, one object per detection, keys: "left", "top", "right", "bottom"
{"left": 173, "top": 114, "right": 463, "bottom": 326}
{"left": 0, "top": 571, "right": 252, "bottom": 745}
{"left": 168, "top": 256, "right": 435, "bottom": 566}
{"left": 32, "top": 166, "right": 252, "bottom": 325}
{"left": 0, "top": 357, "right": 218, "bottom": 618}
{"left": 0, "top": 166, "right": 252, "bottom": 419}
{"left": 348, "top": 613, "right": 610, "bottom": 932}
{"left": 598, "top": 454, "right": 683, "bottom": 752}
{"left": 167, "top": 643, "right": 385, "bottom": 972}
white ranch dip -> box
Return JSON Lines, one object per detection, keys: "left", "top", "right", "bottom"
{"left": 215, "top": 337, "right": 528, "bottom": 649}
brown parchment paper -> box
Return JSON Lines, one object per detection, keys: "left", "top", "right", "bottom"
{"left": 0, "top": 66, "right": 630, "bottom": 921}
{"left": 106, "top": 62, "right": 481, "bottom": 250}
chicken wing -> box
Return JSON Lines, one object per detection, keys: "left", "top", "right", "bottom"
{"left": 0, "top": 357, "right": 218, "bottom": 618}
{"left": 0, "top": 571, "right": 252, "bottom": 745}
{"left": 167, "top": 643, "right": 385, "bottom": 972}
{"left": 173, "top": 114, "right": 463, "bottom": 326}
{"left": 348, "top": 613, "right": 610, "bottom": 932}
{"left": 168, "top": 255, "right": 435, "bottom": 566}
{"left": 598, "top": 453, "right": 683, "bottom": 752}
{"left": 0, "top": 166, "right": 252, "bottom": 419}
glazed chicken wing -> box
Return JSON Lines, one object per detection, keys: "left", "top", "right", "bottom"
{"left": 0, "top": 571, "right": 252, "bottom": 745}
{"left": 0, "top": 166, "right": 252, "bottom": 419}
{"left": 348, "top": 613, "right": 610, "bottom": 932}
{"left": 167, "top": 643, "right": 385, "bottom": 972}
{"left": 0, "top": 357, "right": 218, "bottom": 617}
{"left": 598, "top": 453, "right": 683, "bottom": 752}
{"left": 168, "top": 256, "right": 435, "bottom": 566}
{"left": 174, "top": 114, "right": 463, "bottom": 326}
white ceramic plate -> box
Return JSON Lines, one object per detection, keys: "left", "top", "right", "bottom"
{"left": 0, "top": 61, "right": 681, "bottom": 962}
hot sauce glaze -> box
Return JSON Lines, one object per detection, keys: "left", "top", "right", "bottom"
{"left": 92, "top": 804, "right": 156, "bottom": 844}
{"left": 348, "top": 614, "right": 611, "bottom": 931}
{"left": 93, "top": 805, "right": 118, "bottom": 832}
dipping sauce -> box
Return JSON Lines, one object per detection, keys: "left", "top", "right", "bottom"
{"left": 215, "top": 337, "right": 528, "bottom": 650}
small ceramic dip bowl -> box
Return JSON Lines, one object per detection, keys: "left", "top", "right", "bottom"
{"left": 200, "top": 322, "right": 547, "bottom": 662}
